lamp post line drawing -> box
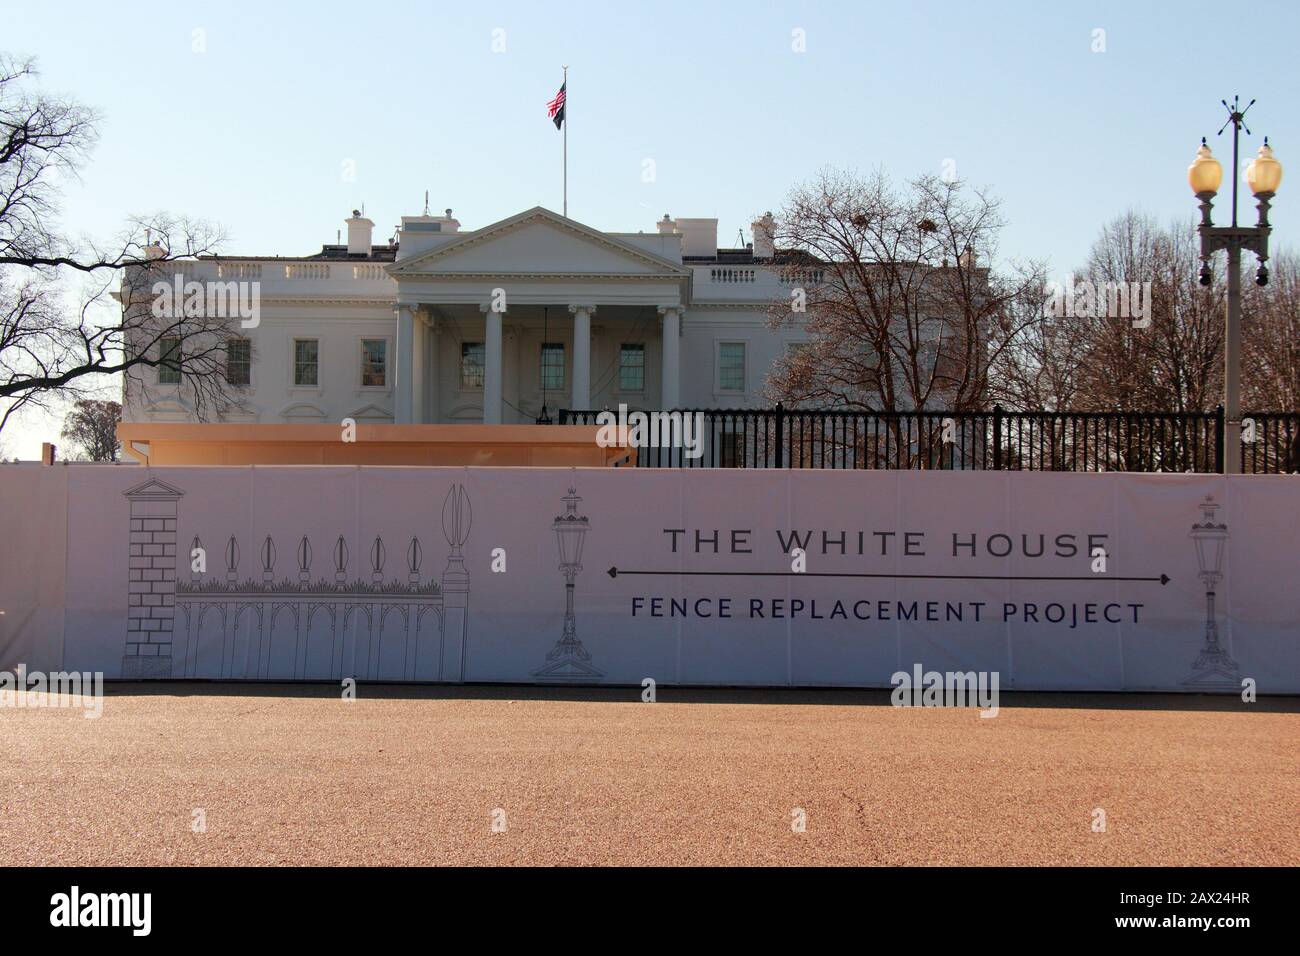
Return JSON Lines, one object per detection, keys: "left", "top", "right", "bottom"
{"left": 1183, "top": 495, "right": 1239, "bottom": 687}
{"left": 535, "top": 486, "right": 603, "bottom": 680}
{"left": 1187, "top": 96, "right": 1284, "bottom": 474}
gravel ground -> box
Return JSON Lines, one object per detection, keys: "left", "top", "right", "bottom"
{"left": 1, "top": 684, "right": 1295, "bottom": 866}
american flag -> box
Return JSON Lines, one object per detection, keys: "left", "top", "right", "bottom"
{"left": 547, "top": 82, "right": 566, "bottom": 130}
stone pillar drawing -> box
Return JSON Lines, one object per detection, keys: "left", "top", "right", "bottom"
{"left": 122, "top": 477, "right": 185, "bottom": 678}
{"left": 441, "top": 484, "right": 471, "bottom": 681}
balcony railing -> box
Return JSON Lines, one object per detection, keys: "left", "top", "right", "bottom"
{"left": 778, "top": 269, "right": 825, "bottom": 285}
{"left": 556, "top": 405, "right": 1300, "bottom": 474}
{"left": 215, "top": 262, "right": 263, "bottom": 280}
{"left": 198, "top": 261, "right": 393, "bottom": 283}
{"left": 284, "top": 263, "right": 331, "bottom": 280}
{"left": 708, "top": 267, "right": 757, "bottom": 284}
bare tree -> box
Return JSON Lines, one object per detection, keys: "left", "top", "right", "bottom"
{"left": 989, "top": 270, "right": 1091, "bottom": 411}
{"left": 993, "top": 212, "right": 1298, "bottom": 470}
{"left": 1243, "top": 249, "right": 1300, "bottom": 410}
{"left": 765, "top": 169, "right": 1045, "bottom": 415}
{"left": 1025, "top": 211, "right": 1298, "bottom": 418}
{"left": 1070, "top": 213, "right": 1223, "bottom": 414}
{"left": 0, "top": 54, "right": 243, "bottom": 435}
{"left": 1240, "top": 249, "right": 1300, "bottom": 472}
{"left": 60, "top": 397, "right": 120, "bottom": 460}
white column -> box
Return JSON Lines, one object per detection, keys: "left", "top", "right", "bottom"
{"left": 410, "top": 310, "right": 425, "bottom": 424}
{"left": 425, "top": 315, "right": 440, "bottom": 424}
{"left": 481, "top": 303, "right": 504, "bottom": 424}
{"left": 658, "top": 305, "right": 681, "bottom": 410}
{"left": 395, "top": 303, "right": 416, "bottom": 424}
{"left": 569, "top": 304, "right": 594, "bottom": 411}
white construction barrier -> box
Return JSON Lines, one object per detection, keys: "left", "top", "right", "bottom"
{"left": 0, "top": 465, "right": 1295, "bottom": 692}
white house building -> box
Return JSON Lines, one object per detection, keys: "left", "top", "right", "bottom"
{"left": 123, "top": 206, "right": 815, "bottom": 426}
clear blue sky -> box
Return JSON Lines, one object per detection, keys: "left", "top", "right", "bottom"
{"left": 3, "top": 0, "right": 1297, "bottom": 456}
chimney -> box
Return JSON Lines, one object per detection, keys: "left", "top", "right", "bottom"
{"left": 959, "top": 247, "right": 975, "bottom": 269}
{"left": 674, "top": 218, "right": 718, "bottom": 258}
{"left": 656, "top": 214, "right": 676, "bottom": 236}
{"left": 752, "top": 211, "right": 776, "bottom": 259}
{"left": 345, "top": 210, "right": 375, "bottom": 256}
{"left": 41, "top": 442, "right": 56, "bottom": 465}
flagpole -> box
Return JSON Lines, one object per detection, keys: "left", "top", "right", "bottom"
{"left": 562, "top": 65, "right": 568, "bottom": 218}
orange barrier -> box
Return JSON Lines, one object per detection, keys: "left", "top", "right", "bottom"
{"left": 116, "top": 423, "right": 633, "bottom": 467}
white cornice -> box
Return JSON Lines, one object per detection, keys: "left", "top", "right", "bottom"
{"left": 260, "top": 297, "right": 396, "bottom": 307}
{"left": 688, "top": 301, "right": 779, "bottom": 310}
{"left": 394, "top": 272, "right": 683, "bottom": 282}
{"left": 386, "top": 206, "right": 690, "bottom": 278}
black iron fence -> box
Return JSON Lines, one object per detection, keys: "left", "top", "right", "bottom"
{"left": 557, "top": 405, "right": 1300, "bottom": 474}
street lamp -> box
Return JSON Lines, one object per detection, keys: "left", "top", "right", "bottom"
{"left": 535, "top": 486, "right": 602, "bottom": 680}
{"left": 1185, "top": 495, "right": 1238, "bottom": 685}
{"left": 1188, "top": 96, "right": 1283, "bottom": 474}
{"left": 554, "top": 488, "right": 588, "bottom": 570}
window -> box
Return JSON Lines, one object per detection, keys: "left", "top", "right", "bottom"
{"left": 540, "top": 342, "right": 565, "bottom": 391}
{"left": 619, "top": 344, "right": 645, "bottom": 392}
{"left": 294, "top": 339, "right": 319, "bottom": 387}
{"left": 158, "top": 337, "right": 182, "bottom": 384}
{"left": 226, "top": 338, "right": 251, "bottom": 386}
{"left": 460, "top": 342, "right": 485, "bottom": 389}
{"left": 361, "top": 339, "right": 387, "bottom": 387}
{"left": 718, "top": 342, "right": 746, "bottom": 392}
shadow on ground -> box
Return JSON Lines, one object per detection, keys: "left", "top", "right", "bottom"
{"left": 100, "top": 680, "right": 1298, "bottom": 713}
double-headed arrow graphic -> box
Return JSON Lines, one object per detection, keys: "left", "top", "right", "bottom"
{"left": 607, "top": 567, "right": 1170, "bottom": 584}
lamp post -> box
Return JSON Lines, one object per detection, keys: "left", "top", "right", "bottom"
{"left": 555, "top": 487, "right": 587, "bottom": 648}
{"left": 535, "top": 486, "right": 603, "bottom": 680}
{"left": 1188, "top": 96, "right": 1284, "bottom": 474}
{"left": 1185, "top": 495, "right": 1238, "bottom": 685}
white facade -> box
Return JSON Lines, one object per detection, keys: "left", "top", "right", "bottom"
{"left": 123, "top": 206, "right": 811, "bottom": 425}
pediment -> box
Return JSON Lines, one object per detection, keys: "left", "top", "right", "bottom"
{"left": 123, "top": 477, "right": 186, "bottom": 499}
{"left": 141, "top": 397, "right": 192, "bottom": 421}
{"left": 280, "top": 401, "right": 327, "bottom": 421}
{"left": 387, "top": 207, "right": 688, "bottom": 278}
{"left": 347, "top": 402, "right": 393, "bottom": 421}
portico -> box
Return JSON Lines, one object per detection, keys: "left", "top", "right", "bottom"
{"left": 386, "top": 207, "right": 691, "bottom": 424}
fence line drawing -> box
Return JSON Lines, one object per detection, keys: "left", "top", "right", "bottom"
{"left": 122, "top": 478, "right": 472, "bottom": 681}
